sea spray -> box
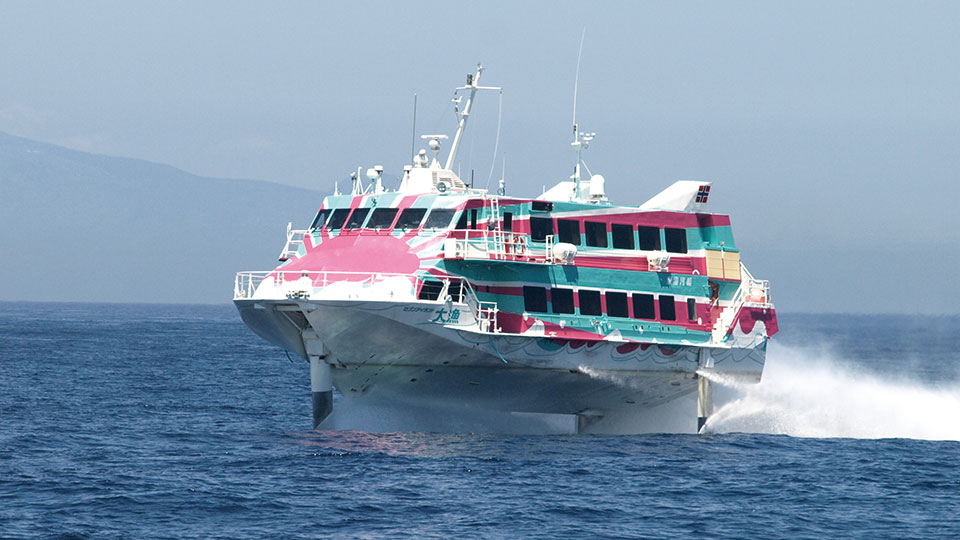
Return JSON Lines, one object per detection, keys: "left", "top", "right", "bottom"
{"left": 703, "top": 342, "right": 960, "bottom": 441}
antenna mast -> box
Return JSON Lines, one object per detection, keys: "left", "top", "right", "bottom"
{"left": 444, "top": 63, "right": 501, "bottom": 171}
{"left": 572, "top": 29, "right": 587, "bottom": 200}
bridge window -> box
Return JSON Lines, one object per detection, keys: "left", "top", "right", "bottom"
{"left": 394, "top": 208, "right": 427, "bottom": 230}
{"left": 423, "top": 209, "right": 457, "bottom": 229}
{"left": 310, "top": 209, "right": 332, "bottom": 230}
{"left": 326, "top": 208, "right": 352, "bottom": 231}
{"left": 687, "top": 298, "right": 697, "bottom": 321}
{"left": 638, "top": 226, "right": 661, "bottom": 251}
{"left": 551, "top": 288, "right": 575, "bottom": 314}
{"left": 585, "top": 222, "right": 608, "bottom": 247}
{"left": 665, "top": 228, "right": 688, "bottom": 254}
{"left": 529, "top": 217, "right": 554, "bottom": 242}
{"left": 523, "top": 286, "right": 548, "bottom": 313}
{"left": 611, "top": 224, "right": 634, "bottom": 249}
{"left": 632, "top": 293, "right": 656, "bottom": 319}
{"left": 557, "top": 219, "right": 581, "bottom": 245}
{"left": 606, "top": 292, "right": 629, "bottom": 318}
{"left": 344, "top": 208, "right": 370, "bottom": 229}
{"left": 659, "top": 295, "right": 676, "bottom": 321}
{"left": 579, "top": 290, "right": 602, "bottom": 316}
{"left": 367, "top": 208, "right": 399, "bottom": 229}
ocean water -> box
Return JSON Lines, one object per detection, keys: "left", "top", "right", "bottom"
{"left": 1, "top": 302, "right": 959, "bottom": 539}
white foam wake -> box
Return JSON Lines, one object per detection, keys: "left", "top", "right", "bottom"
{"left": 702, "top": 343, "right": 960, "bottom": 441}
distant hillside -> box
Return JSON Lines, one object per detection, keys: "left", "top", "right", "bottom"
{"left": 0, "top": 131, "right": 325, "bottom": 303}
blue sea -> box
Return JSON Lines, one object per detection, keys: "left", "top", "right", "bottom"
{"left": 1, "top": 302, "right": 958, "bottom": 539}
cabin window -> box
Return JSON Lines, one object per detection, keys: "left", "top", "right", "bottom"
{"left": 529, "top": 217, "right": 554, "bottom": 242}
{"left": 687, "top": 298, "right": 697, "bottom": 322}
{"left": 367, "top": 208, "right": 399, "bottom": 229}
{"left": 557, "top": 219, "right": 581, "bottom": 245}
{"left": 551, "top": 288, "right": 575, "bottom": 314}
{"left": 579, "top": 290, "right": 602, "bottom": 316}
{"left": 606, "top": 292, "right": 629, "bottom": 318}
{"left": 531, "top": 201, "right": 553, "bottom": 212}
{"left": 665, "top": 228, "right": 688, "bottom": 254}
{"left": 310, "top": 209, "right": 332, "bottom": 230}
{"left": 659, "top": 295, "right": 676, "bottom": 321}
{"left": 632, "top": 293, "right": 656, "bottom": 320}
{"left": 502, "top": 212, "right": 513, "bottom": 232}
{"left": 638, "top": 226, "right": 661, "bottom": 251}
{"left": 394, "top": 208, "right": 427, "bottom": 230}
{"left": 469, "top": 208, "right": 479, "bottom": 229}
{"left": 455, "top": 210, "right": 468, "bottom": 229}
{"left": 584, "top": 221, "right": 608, "bottom": 247}
{"left": 423, "top": 209, "right": 457, "bottom": 229}
{"left": 611, "top": 224, "right": 634, "bottom": 249}
{"left": 344, "top": 208, "right": 370, "bottom": 229}
{"left": 326, "top": 208, "right": 352, "bottom": 231}
{"left": 523, "top": 286, "right": 548, "bottom": 313}
{"left": 418, "top": 280, "right": 444, "bottom": 301}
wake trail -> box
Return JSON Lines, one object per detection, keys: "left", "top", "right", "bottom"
{"left": 702, "top": 343, "right": 960, "bottom": 441}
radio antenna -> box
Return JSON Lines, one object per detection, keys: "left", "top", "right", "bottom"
{"left": 410, "top": 94, "right": 417, "bottom": 163}
{"left": 572, "top": 28, "right": 586, "bottom": 136}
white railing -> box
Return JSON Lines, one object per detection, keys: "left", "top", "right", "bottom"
{"left": 477, "top": 301, "right": 500, "bottom": 333}
{"left": 711, "top": 262, "right": 772, "bottom": 343}
{"left": 277, "top": 222, "right": 308, "bottom": 261}
{"left": 445, "top": 229, "right": 531, "bottom": 261}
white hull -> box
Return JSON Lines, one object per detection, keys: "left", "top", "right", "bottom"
{"left": 235, "top": 297, "right": 765, "bottom": 433}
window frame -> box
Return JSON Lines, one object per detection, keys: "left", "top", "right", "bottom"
{"left": 578, "top": 289, "right": 602, "bottom": 316}
{"left": 556, "top": 219, "right": 581, "bottom": 245}
{"left": 366, "top": 208, "right": 399, "bottom": 230}
{"left": 605, "top": 291, "right": 629, "bottom": 318}
{"left": 584, "top": 221, "right": 608, "bottom": 248}
{"left": 550, "top": 288, "right": 575, "bottom": 314}
{"left": 523, "top": 286, "right": 548, "bottom": 313}
{"left": 611, "top": 223, "right": 635, "bottom": 249}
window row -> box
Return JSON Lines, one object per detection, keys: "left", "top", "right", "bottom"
{"left": 528, "top": 217, "right": 688, "bottom": 253}
{"left": 310, "top": 207, "right": 458, "bottom": 232}
{"left": 522, "top": 286, "right": 698, "bottom": 322}
{"left": 311, "top": 206, "right": 515, "bottom": 234}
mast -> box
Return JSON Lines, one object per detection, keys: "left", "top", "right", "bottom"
{"left": 444, "top": 63, "right": 500, "bottom": 171}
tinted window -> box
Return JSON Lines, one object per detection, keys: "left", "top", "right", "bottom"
{"left": 687, "top": 298, "right": 697, "bottom": 321}
{"left": 418, "top": 280, "right": 443, "bottom": 301}
{"left": 606, "top": 292, "right": 629, "bottom": 318}
{"left": 557, "top": 219, "right": 581, "bottom": 245}
{"left": 529, "top": 217, "right": 554, "bottom": 242}
{"left": 611, "top": 224, "right": 634, "bottom": 249}
{"left": 310, "top": 209, "right": 332, "bottom": 230}
{"left": 394, "top": 208, "right": 427, "bottom": 230}
{"left": 531, "top": 201, "right": 553, "bottom": 212}
{"left": 423, "top": 209, "right": 457, "bottom": 229}
{"left": 503, "top": 212, "right": 513, "bottom": 231}
{"left": 523, "top": 286, "right": 548, "bottom": 313}
{"left": 659, "top": 295, "right": 676, "bottom": 320}
{"left": 367, "top": 208, "right": 398, "bottom": 229}
{"left": 632, "top": 293, "right": 656, "bottom": 319}
{"left": 579, "top": 290, "right": 602, "bottom": 316}
{"left": 455, "top": 210, "right": 468, "bottom": 229}
{"left": 344, "top": 208, "right": 370, "bottom": 229}
{"left": 665, "top": 228, "right": 688, "bottom": 254}
{"left": 469, "top": 208, "right": 478, "bottom": 229}
{"left": 585, "top": 222, "right": 608, "bottom": 247}
{"left": 638, "top": 226, "right": 661, "bottom": 251}
{"left": 327, "top": 208, "right": 352, "bottom": 230}
{"left": 551, "top": 288, "right": 575, "bottom": 314}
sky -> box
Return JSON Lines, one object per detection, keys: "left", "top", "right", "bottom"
{"left": 1, "top": 1, "right": 958, "bottom": 313}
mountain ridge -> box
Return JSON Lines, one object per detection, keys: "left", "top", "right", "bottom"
{"left": 0, "top": 131, "right": 325, "bottom": 303}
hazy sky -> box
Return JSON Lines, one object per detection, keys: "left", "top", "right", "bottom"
{"left": 2, "top": 1, "right": 958, "bottom": 312}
